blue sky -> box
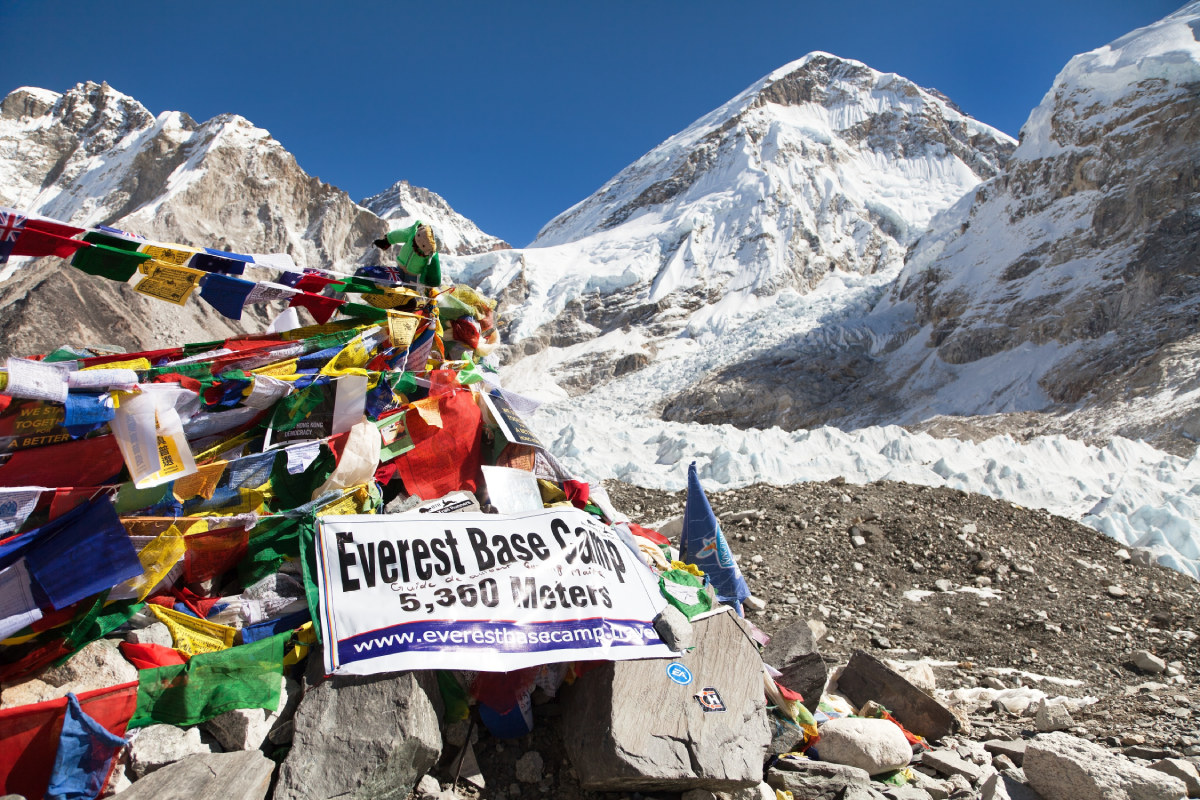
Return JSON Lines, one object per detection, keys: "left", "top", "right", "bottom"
{"left": 1, "top": 1, "right": 1181, "bottom": 246}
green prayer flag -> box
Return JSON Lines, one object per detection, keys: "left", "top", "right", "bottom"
{"left": 298, "top": 515, "right": 322, "bottom": 645}
{"left": 82, "top": 231, "right": 141, "bottom": 251}
{"left": 129, "top": 631, "right": 288, "bottom": 728}
{"left": 71, "top": 243, "right": 151, "bottom": 282}
{"left": 238, "top": 515, "right": 306, "bottom": 585}
{"left": 658, "top": 569, "right": 714, "bottom": 620}
{"left": 266, "top": 443, "right": 336, "bottom": 513}
{"left": 114, "top": 482, "right": 170, "bottom": 515}
{"left": 339, "top": 303, "right": 389, "bottom": 323}
{"left": 437, "top": 670, "right": 470, "bottom": 723}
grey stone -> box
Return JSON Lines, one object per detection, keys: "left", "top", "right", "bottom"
{"left": 819, "top": 717, "right": 912, "bottom": 776}
{"left": 837, "top": 650, "right": 958, "bottom": 741}
{"left": 655, "top": 603, "right": 695, "bottom": 651}
{"left": 129, "top": 724, "right": 220, "bottom": 779}
{"left": 985, "top": 740, "right": 1027, "bottom": 767}
{"left": 766, "top": 762, "right": 871, "bottom": 799}
{"left": 560, "top": 611, "right": 770, "bottom": 792}
{"left": 443, "top": 719, "right": 479, "bottom": 748}
{"left": 1034, "top": 701, "right": 1073, "bottom": 733}
{"left": 416, "top": 775, "right": 441, "bottom": 797}
{"left": 39, "top": 640, "right": 138, "bottom": 693}
{"left": 274, "top": 651, "right": 443, "bottom": 800}
{"left": 762, "top": 618, "right": 827, "bottom": 714}
{"left": 1134, "top": 651, "right": 1167, "bottom": 674}
{"left": 456, "top": 741, "right": 485, "bottom": 789}
{"left": 515, "top": 751, "right": 543, "bottom": 784}
{"left": 1149, "top": 758, "right": 1200, "bottom": 797}
{"left": 921, "top": 750, "right": 983, "bottom": 783}
{"left": 908, "top": 769, "right": 950, "bottom": 800}
{"left": 204, "top": 674, "right": 299, "bottom": 751}
{"left": 980, "top": 772, "right": 1045, "bottom": 800}
{"left": 884, "top": 788, "right": 934, "bottom": 800}
{"left": 117, "top": 751, "right": 273, "bottom": 800}
{"left": 1025, "top": 731, "right": 1188, "bottom": 800}
{"left": 982, "top": 677, "right": 1007, "bottom": 691}
{"left": 123, "top": 622, "right": 173, "bottom": 647}
{"left": 993, "top": 754, "right": 1019, "bottom": 772}
{"left": 1125, "top": 745, "right": 1174, "bottom": 761}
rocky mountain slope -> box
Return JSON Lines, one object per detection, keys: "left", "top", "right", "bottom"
{"left": 660, "top": 3, "right": 1200, "bottom": 456}
{"left": 0, "top": 81, "right": 501, "bottom": 357}
{"left": 448, "top": 53, "right": 1015, "bottom": 393}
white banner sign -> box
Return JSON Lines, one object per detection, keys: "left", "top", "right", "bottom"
{"left": 314, "top": 507, "right": 673, "bottom": 675}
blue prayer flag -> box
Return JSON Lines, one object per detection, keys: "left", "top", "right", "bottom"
{"left": 0, "top": 208, "right": 27, "bottom": 264}
{"left": 24, "top": 498, "right": 142, "bottom": 609}
{"left": 680, "top": 461, "right": 750, "bottom": 614}
{"left": 45, "top": 692, "right": 128, "bottom": 800}
{"left": 192, "top": 251, "right": 247, "bottom": 276}
{"left": 241, "top": 608, "right": 311, "bottom": 643}
{"left": 199, "top": 273, "right": 255, "bottom": 320}
{"left": 63, "top": 393, "right": 115, "bottom": 427}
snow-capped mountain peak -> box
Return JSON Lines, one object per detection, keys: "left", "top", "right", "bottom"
{"left": 361, "top": 180, "right": 510, "bottom": 256}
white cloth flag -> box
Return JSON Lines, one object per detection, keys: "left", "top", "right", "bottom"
{"left": 4, "top": 358, "right": 72, "bottom": 402}
{"left": 243, "top": 375, "right": 295, "bottom": 410}
{"left": 0, "top": 560, "right": 43, "bottom": 640}
{"left": 0, "top": 488, "right": 43, "bottom": 535}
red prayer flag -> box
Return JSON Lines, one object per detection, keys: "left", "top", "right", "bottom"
{"left": 627, "top": 523, "right": 669, "bottom": 546}
{"left": 182, "top": 526, "right": 248, "bottom": 583}
{"left": 49, "top": 488, "right": 96, "bottom": 521}
{"left": 10, "top": 228, "right": 89, "bottom": 260}
{"left": 395, "top": 389, "right": 483, "bottom": 500}
{"left": 118, "top": 642, "right": 186, "bottom": 671}
{"left": 23, "top": 218, "right": 85, "bottom": 239}
{"left": 79, "top": 347, "right": 184, "bottom": 369}
{"left": 289, "top": 292, "right": 344, "bottom": 324}
{"left": 0, "top": 435, "right": 124, "bottom": 489}
{"left": 0, "top": 681, "right": 137, "bottom": 800}
{"left": 293, "top": 274, "right": 339, "bottom": 293}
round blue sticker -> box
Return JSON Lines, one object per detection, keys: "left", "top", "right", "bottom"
{"left": 665, "top": 663, "right": 694, "bottom": 686}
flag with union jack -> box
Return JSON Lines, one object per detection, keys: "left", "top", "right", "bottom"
{"left": 0, "top": 208, "right": 27, "bottom": 264}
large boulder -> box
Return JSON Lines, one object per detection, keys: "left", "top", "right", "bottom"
{"left": 560, "top": 611, "right": 771, "bottom": 792}
{"left": 117, "top": 751, "right": 274, "bottom": 800}
{"left": 39, "top": 640, "right": 137, "bottom": 692}
{"left": 273, "top": 652, "right": 442, "bottom": 800}
{"left": 818, "top": 718, "right": 912, "bottom": 776}
{"left": 761, "top": 619, "right": 827, "bottom": 714}
{"left": 1024, "top": 732, "right": 1187, "bottom": 800}
{"left": 203, "top": 674, "right": 299, "bottom": 751}
{"left": 766, "top": 760, "right": 873, "bottom": 799}
{"left": 129, "top": 724, "right": 221, "bottom": 779}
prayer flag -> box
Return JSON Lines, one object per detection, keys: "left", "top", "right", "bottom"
{"left": 289, "top": 292, "right": 344, "bottom": 325}
{"left": 128, "top": 631, "right": 287, "bottom": 728}
{"left": 24, "top": 498, "right": 143, "bottom": 609}
{"left": 118, "top": 641, "right": 186, "bottom": 671}
{"left": 394, "top": 388, "right": 483, "bottom": 500}
{"left": 10, "top": 228, "right": 87, "bottom": 260}
{"left": 0, "top": 435, "right": 125, "bottom": 489}
{"left": 189, "top": 251, "right": 246, "bottom": 276}
{"left": 70, "top": 242, "right": 149, "bottom": 282}
{"left": 199, "top": 273, "right": 255, "bottom": 320}
{"left": 45, "top": 693, "right": 128, "bottom": 800}
{"left": 680, "top": 461, "right": 750, "bottom": 614}
{"left": 0, "top": 208, "right": 26, "bottom": 264}
{"left": 0, "top": 681, "right": 136, "bottom": 800}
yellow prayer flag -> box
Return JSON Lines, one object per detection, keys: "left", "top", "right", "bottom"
{"left": 147, "top": 604, "right": 236, "bottom": 657}
{"left": 252, "top": 358, "right": 298, "bottom": 377}
{"left": 172, "top": 461, "right": 228, "bottom": 502}
{"left": 386, "top": 311, "right": 420, "bottom": 350}
{"left": 138, "top": 243, "right": 199, "bottom": 267}
{"left": 81, "top": 358, "right": 151, "bottom": 372}
{"left": 410, "top": 396, "right": 443, "bottom": 428}
{"left": 133, "top": 264, "right": 206, "bottom": 305}
{"left": 320, "top": 334, "right": 372, "bottom": 377}
{"left": 124, "top": 525, "right": 188, "bottom": 602}
{"left": 317, "top": 485, "right": 371, "bottom": 517}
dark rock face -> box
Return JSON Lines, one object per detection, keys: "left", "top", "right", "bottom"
{"left": 273, "top": 655, "right": 442, "bottom": 800}
{"left": 761, "top": 619, "right": 827, "bottom": 714}
{"left": 559, "top": 611, "right": 771, "bottom": 792}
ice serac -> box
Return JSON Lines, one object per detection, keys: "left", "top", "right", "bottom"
{"left": 447, "top": 53, "right": 1014, "bottom": 396}
{"left": 0, "top": 81, "right": 502, "bottom": 358}
{"left": 362, "top": 179, "right": 511, "bottom": 256}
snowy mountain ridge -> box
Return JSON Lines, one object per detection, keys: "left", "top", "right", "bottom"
{"left": 0, "top": 80, "right": 504, "bottom": 355}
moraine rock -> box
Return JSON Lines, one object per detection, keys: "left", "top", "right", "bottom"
{"left": 1133, "top": 650, "right": 1167, "bottom": 674}
{"left": 1033, "top": 701, "right": 1073, "bottom": 733}
{"left": 761, "top": 618, "right": 827, "bottom": 714}
{"left": 818, "top": 718, "right": 912, "bottom": 776}
{"left": 203, "top": 674, "right": 299, "bottom": 751}
{"left": 117, "top": 751, "right": 274, "bottom": 800}
{"left": 39, "top": 640, "right": 137, "bottom": 694}
{"left": 124, "top": 622, "right": 174, "bottom": 648}
{"left": 766, "top": 760, "right": 872, "bottom": 798}
{"left": 560, "top": 611, "right": 770, "bottom": 792}
{"left": 1024, "top": 731, "right": 1187, "bottom": 800}
{"left": 1149, "top": 758, "right": 1200, "bottom": 798}
{"left": 654, "top": 603, "right": 695, "bottom": 651}
{"left": 273, "top": 652, "right": 442, "bottom": 800}
{"left": 129, "top": 725, "right": 221, "bottom": 779}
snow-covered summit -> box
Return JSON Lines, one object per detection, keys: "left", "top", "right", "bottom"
{"left": 361, "top": 180, "right": 510, "bottom": 256}
{"left": 447, "top": 52, "right": 1015, "bottom": 398}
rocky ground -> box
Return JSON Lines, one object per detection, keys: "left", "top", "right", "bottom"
{"left": 412, "top": 477, "right": 1200, "bottom": 800}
